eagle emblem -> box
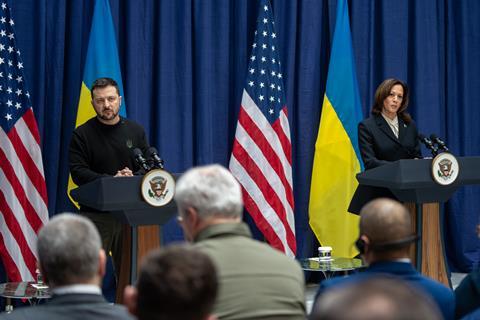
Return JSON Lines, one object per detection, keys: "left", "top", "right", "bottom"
{"left": 437, "top": 158, "right": 453, "bottom": 180}
{"left": 148, "top": 176, "right": 168, "bottom": 200}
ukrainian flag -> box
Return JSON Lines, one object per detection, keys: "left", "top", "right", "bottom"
{"left": 67, "top": 0, "right": 127, "bottom": 205}
{"left": 308, "top": 0, "right": 364, "bottom": 257}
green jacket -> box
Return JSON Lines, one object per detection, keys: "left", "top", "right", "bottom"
{"left": 194, "top": 222, "right": 306, "bottom": 320}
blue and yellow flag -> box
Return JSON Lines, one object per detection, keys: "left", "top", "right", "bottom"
{"left": 67, "top": 0, "right": 126, "bottom": 205}
{"left": 308, "top": 0, "right": 364, "bottom": 257}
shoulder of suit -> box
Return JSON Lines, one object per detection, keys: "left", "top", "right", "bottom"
{"left": 360, "top": 115, "right": 378, "bottom": 126}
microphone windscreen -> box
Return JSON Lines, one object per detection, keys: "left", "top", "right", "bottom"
{"left": 145, "top": 147, "right": 158, "bottom": 157}
{"left": 133, "top": 148, "right": 143, "bottom": 157}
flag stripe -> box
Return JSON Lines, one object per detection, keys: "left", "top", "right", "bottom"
{"left": 0, "top": 145, "right": 42, "bottom": 231}
{"left": 231, "top": 136, "right": 296, "bottom": 252}
{"left": 0, "top": 229, "right": 23, "bottom": 281}
{"left": 0, "top": 129, "right": 48, "bottom": 226}
{"left": 20, "top": 108, "right": 40, "bottom": 146}
{"left": 242, "top": 190, "right": 285, "bottom": 251}
{"left": 241, "top": 90, "right": 293, "bottom": 184}
{"left": 17, "top": 110, "right": 46, "bottom": 177}
{"left": 0, "top": 190, "right": 37, "bottom": 278}
{"left": 0, "top": 162, "right": 41, "bottom": 254}
{"left": 7, "top": 127, "right": 48, "bottom": 205}
{"left": 273, "top": 108, "right": 292, "bottom": 162}
{"left": 239, "top": 92, "right": 296, "bottom": 236}
{"left": 237, "top": 101, "right": 294, "bottom": 208}
{"left": 230, "top": 155, "right": 295, "bottom": 257}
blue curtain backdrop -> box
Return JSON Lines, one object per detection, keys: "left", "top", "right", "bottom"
{"left": 6, "top": 0, "right": 479, "bottom": 273}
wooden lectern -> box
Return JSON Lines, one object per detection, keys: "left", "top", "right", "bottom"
{"left": 350, "top": 157, "right": 480, "bottom": 287}
{"left": 70, "top": 176, "right": 177, "bottom": 301}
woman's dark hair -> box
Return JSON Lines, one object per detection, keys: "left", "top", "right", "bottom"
{"left": 371, "top": 78, "right": 412, "bottom": 124}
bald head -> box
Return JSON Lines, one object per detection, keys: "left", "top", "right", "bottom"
{"left": 311, "top": 277, "right": 442, "bottom": 320}
{"left": 359, "top": 198, "right": 412, "bottom": 246}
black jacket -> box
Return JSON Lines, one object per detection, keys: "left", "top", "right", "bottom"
{"left": 358, "top": 114, "right": 421, "bottom": 170}
{"left": 0, "top": 293, "right": 134, "bottom": 320}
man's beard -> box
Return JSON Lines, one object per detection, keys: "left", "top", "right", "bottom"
{"left": 97, "top": 108, "right": 119, "bottom": 121}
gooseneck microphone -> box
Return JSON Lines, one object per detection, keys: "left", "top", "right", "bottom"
{"left": 145, "top": 147, "right": 164, "bottom": 169}
{"left": 430, "top": 134, "right": 449, "bottom": 152}
{"left": 133, "top": 148, "right": 151, "bottom": 171}
{"left": 418, "top": 134, "right": 438, "bottom": 156}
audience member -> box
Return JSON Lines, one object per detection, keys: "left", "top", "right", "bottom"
{"left": 174, "top": 164, "right": 306, "bottom": 320}
{"left": 310, "top": 276, "right": 442, "bottom": 320}
{"left": 124, "top": 244, "right": 218, "bottom": 320}
{"left": 0, "top": 213, "right": 133, "bottom": 320}
{"left": 454, "top": 224, "right": 480, "bottom": 319}
{"left": 314, "top": 198, "right": 454, "bottom": 320}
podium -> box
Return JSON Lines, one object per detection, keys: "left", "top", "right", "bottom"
{"left": 350, "top": 157, "right": 480, "bottom": 287}
{"left": 70, "top": 176, "right": 177, "bottom": 300}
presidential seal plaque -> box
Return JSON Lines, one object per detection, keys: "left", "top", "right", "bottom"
{"left": 141, "top": 169, "right": 175, "bottom": 206}
{"left": 431, "top": 152, "right": 459, "bottom": 186}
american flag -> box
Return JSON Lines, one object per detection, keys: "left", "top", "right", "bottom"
{"left": 0, "top": 2, "right": 48, "bottom": 282}
{"left": 229, "top": 0, "right": 295, "bottom": 256}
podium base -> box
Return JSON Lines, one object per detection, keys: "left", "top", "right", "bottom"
{"left": 115, "top": 225, "right": 161, "bottom": 303}
{"left": 406, "top": 203, "right": 450, "bottom": 288}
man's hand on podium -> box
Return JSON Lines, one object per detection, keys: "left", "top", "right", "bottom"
{"left": 115, "top": 167, "right": 134, "bottom": 177}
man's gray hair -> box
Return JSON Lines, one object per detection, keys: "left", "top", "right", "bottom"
{"left": 37, "top": 213, "right": 102, "bottom": 287}
{"left": 174, "top": 164, "right": 243, "bottom": 219}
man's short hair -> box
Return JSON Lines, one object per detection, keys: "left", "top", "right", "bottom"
{"left": 359, "top": 198, "right": 413, "bottom": 251}
{"left": 91, "top": 77, "right": 120, "bottom": 98}
{"left": 136, "top": 244, "right": 218, "bottom": 320}
{"left": 37, "top": 213, "right": 102, "bottom": 287}
{"left": 311, "top": 277, "right": 442, "bottom": 320}
{"left": 174, "top": 164, "right": 243, "bottom": 219}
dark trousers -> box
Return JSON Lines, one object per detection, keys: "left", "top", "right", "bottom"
{"left": 79, "top": 212, "right": 123, "bottom": 281}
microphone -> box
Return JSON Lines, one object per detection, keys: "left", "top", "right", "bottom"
{"left": 133, "top": 148, "right": 151, "bottom": 172}
{"left": 418, "top": 134, "right": 438, "bottom": 156}
{"left": 145, "top": 147, "right": 164, "bottom": 169}
{"left": 430, "top": 134, "right": 449, "bottom": 152}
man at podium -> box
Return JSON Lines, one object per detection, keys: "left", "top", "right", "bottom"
{"left": 69, "top": 77, "right": 149, "bottom": 280}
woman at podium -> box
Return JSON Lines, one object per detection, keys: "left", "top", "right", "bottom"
{"left": 358, "top": 78, "right": 421, "bottom": 169}
{"left": 348, "top": 78, "right": 422, "bottom": 214}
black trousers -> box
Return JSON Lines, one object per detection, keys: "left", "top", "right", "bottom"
{"left": 79, "top": 212, "right": 123, "bottom": 282}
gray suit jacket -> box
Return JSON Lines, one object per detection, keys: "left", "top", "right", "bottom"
{"left": 0, "top": 293, "right": 134, "bottom": 320}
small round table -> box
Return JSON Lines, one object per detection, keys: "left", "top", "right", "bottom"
{"left": 299, "top": 256, "right": 365, "bottom": 279}
{"left": 0, "top": 282, "right": 50, "bottom": 312}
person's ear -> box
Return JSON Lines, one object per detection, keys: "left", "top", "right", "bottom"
{"left": 360, "top": 235, "right": 371, "bottom": 253}
{"left": 123, "top": 285, "right": 138, "bottom": 316}
{"left": 186, "top": 207, "right": 199, "bottom": 225}
{"left": 98, "top": 249, "right": 107, "bottom": 278}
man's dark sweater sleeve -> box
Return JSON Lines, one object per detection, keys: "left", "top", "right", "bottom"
{"left": 69, "top": 130, "right": 108, "bottom": 186}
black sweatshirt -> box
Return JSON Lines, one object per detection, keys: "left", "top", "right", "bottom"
{"left": 69, "top": 116, "right": 149, "bottom": 186}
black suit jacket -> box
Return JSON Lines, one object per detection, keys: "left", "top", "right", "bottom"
{"left": 358, "top": 114, "right": 421, "bottom": 170}
{"left": 348, "top": 114, "right": 422, "bottom": 214}
{"left": 0, "top": 293, "right": 134, "bottom": 320}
